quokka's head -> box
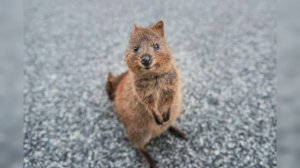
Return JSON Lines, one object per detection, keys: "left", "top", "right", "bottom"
{"left": 125, "top": 20, "right": 173, "bottom": 74}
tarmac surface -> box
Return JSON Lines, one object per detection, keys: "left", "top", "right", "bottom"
{"left": 24, "top": 0, "right": 276, "bottom": 167}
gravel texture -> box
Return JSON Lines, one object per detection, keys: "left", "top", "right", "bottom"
{"left": 24, "top": 0, "right": 276, "bottom": 167}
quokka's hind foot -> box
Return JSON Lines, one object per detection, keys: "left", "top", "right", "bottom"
{"left": 138, "top": 147, "right": 158, "bottom": 168}
{"left": 168, "top": 126, "right": 188, "bottom": 140}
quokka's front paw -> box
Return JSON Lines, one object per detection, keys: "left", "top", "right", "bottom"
{"left": 153, "top": 113, "right": 164, "bottom": 125}
{"left": 162, "top": 110, "right": 170, "bottom": 122}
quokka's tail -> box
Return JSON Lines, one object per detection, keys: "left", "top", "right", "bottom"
{"left": 106, "top": 71, "right": 128, "bottom": 101}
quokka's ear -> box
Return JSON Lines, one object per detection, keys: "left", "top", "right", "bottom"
{"left": 132, "top": 24, "right": 141, "bottom": 34}
{"left": 150, "top": 20, "right": 164, "bottom": 37}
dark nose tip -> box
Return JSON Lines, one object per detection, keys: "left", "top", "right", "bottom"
{"left": 141, "top": 55, "right": 152, "bottom": 67}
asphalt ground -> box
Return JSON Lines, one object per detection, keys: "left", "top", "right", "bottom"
{"left": 24, "top": 0, "right": 276, "bottom": 167}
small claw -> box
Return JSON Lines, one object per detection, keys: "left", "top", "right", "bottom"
{"left": 162, "top": 110, "right": 170, "bottom": 122}
{"left": 153, "top": 113, "right": 164, "bottom": 125}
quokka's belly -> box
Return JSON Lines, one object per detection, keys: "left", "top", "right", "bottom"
{"left": 150, "top": 92, "right": 183, "bottom": 137}
{"left": 114, "top": 75, "right": 183, "bottom": 139}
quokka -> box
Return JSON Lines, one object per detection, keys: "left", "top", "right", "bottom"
{"left": 106, "top": 20, "right": 187, "bottom": 168}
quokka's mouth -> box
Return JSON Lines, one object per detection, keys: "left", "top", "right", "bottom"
{"left": 139, "top": 62, "right": 155, "bottom": 71}
{"left": 140, "top": 64, "right": 153, "bottom": 70}
{"left": 144, "top": 64, "right": 156, "bottom": 70}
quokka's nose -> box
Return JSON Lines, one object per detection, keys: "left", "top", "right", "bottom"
{"left": 141, "top": 55, "right": 152, "bottom": 67}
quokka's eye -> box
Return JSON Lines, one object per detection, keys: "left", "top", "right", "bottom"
{"left": 154, "top": 43, "right": 160, "bottom": 50}
{"left": 133, "top": 47, "right": 139, "bottom": 53}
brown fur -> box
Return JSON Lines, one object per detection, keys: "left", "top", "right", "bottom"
{"left": 106, "top": 20, "right": 187, "bottom": 168}
{"left": 106, "top": 71, "right": 128, "bottom": 100}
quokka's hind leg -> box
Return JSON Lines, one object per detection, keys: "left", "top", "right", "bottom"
{"left": 131, "top": 132, "right": 157, "bottom": 168}
{"left": 168, "top": 126, "right": 188, "bottom": 140}
{"left": 138, "top": 147, "right": 157, "bottom": 168}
